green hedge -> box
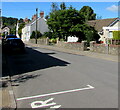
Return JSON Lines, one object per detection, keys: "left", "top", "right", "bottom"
{"left": 113, "top": 31, "right": 120, "bottom": 40}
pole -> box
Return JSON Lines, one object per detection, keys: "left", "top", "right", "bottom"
{"left": 35, "top": 8, "right": 38, "bottom": 44}
{"left": 0, "top": 9, "right": 2, "bottom": 37}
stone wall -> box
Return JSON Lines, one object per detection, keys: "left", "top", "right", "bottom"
{"left": 90, "top": 41, "right": 120, "bottom": 55}
{"left": 109, "top": 44, "right": 120, "bottom": 55}
{"left": 56, "top": 41, "right": 87, "bottom": 51}
{"left": 29, "top": 38, "right": 49, "bottom": 45}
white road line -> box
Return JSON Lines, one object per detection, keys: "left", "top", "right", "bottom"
{"left": 17, "top": 85, "right": 94, "bottom": 101}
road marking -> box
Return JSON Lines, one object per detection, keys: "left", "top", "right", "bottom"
{"left": 17, "top": 85, "right": 94, "bottom": 101}
{"left": 31, "top": 98, "right": 61, "bottom": 108}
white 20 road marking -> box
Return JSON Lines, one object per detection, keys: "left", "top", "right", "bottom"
{"left": 31, "top": 98, "right": 61, "bottom": 108}
{"left": 17, "top": 85, "right": 94, "bottom": 101}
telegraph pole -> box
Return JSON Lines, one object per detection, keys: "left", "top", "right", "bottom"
{"left": 35, "top": 8, "right": 38, "bottom": 44}
{"left": 0, "top": 9, "right": 2, "bottom": 29}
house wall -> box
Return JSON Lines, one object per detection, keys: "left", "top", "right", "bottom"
{"left": 22, "top": 25, "right": 31, "bottom": 41}
{"left": 30, "top": 18, "right": 49, "bottom": 35}
{"left": 2, "top": 27, "right": 10, "bottom": 36}
{"left": 102, "top": 20, "right": 120, "bottom": 44}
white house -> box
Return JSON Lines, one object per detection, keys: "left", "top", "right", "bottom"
{"left": 21, "top": 11, "right": 49, "bottom": 42}
{"left": 22, "top": 23, "right": 31, "bottom": 41}
{"left": 30, "top": 14, "right": 49, "bottom": 35}
{"left": 87, "top": 17, "right": 120, "bottom": 44}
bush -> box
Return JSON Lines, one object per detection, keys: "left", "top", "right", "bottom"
{"left": 30, "top": 31, "right": 35, "bottom": 39}
{"left": 43, "top": 32, "right": 53, "bottom": 39}
{"left": 49, "top": 38, "right": 57, "bottom": 44}
{"left": 30, "top": 31, "right": 42, "bottom": 39}
{"left": 113, "top": 31, "right": 120, "bottom": 40}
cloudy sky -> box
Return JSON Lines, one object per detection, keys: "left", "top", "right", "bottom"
{"left": 1, "top": 2, "right": 119, "bottom": 19}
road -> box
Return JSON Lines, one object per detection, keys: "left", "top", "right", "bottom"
{"left": 5, "top": 45, "right": 118, "bottom": 109}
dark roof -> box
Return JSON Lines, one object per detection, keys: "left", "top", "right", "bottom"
{"left": 87, "top": 18, "right": 118, "bottom": 32}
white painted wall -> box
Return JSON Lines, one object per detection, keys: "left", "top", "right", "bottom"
{"left": 22, "top": 24, "right": 31, "bottom": 41}
{"left": 30, "top": 18, "right": 49, "bottom": 35}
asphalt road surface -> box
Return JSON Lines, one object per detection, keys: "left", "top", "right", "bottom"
{"left": 5, "top": 46, "right": 118, "bottom": 109}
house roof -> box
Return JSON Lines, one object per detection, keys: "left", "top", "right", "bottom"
{"left": 87, "top": 18, "right": 118, "bottom": 32}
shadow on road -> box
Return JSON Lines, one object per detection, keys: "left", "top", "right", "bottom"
{"left": 2, "top": 47, "right": 70, "bottom": 84}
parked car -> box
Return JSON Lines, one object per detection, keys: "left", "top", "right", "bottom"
{"left": 2, "top": 35, "right": 17, "bottom": 45}
{"left": 3, "top": 38, "right": 25, "bottom": 53}
{"left": 5, "top": 35, "right": 17, "bottom": 39}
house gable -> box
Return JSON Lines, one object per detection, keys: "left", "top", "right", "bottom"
{"left": 87, "top": 18, "right": 118, "bottom": 32}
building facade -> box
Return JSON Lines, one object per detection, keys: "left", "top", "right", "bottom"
{"left": 87, "top": 18, "right": 120, "bottom": 44}
{"left": 21, "top": 11, "right": 49, "bottom": 42}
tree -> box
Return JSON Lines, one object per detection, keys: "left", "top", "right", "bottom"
{"left": 45, "top": 15, "right": 49, "bottom": 20}
{"left": 84, "top": 25, "right": 100, "bottom": 43}
{"left": 47, "top": 4, "right": 99, "bottom": 42}
{"left": 47, "top": 7, "right": 85, "bottom": 41}
{"left": 79, "top": 6, "right": 96, "bottom": 21}
{"left": 10, "top": 27, "right": 16, "bottom": 35}
{"left": 51, "top": 2, "right": 59, "bottom": 13}
{"left": 18, "top": 23, "right": 25, "bottom": 38}
{"left": 60, "top": 2, "right": 66, "bottom": 10}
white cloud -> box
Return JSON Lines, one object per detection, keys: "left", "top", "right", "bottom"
{"left": 106, "top": 5, "right": 120, "bottom": 12}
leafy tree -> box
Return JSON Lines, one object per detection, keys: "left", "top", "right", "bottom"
{"left": 51, "top": 2, "right": 59, "bottom": 13}
{"left": 79, "top": 6, "right": 96, "bottom": 21}
{"left": 60, "top": 2, "right": 66, "bottom": 10}
{"left": 47, "top": 7, "right": 85, "bottom": 41}
{"left": 47, "top": 3, "right": 99, "bottom": 42}
{"left": 10, "top": 27, "right": 16, "bottom": 35}
{"left": 18, "top": 23, "right": 25, "bottom": 38}
{"left": 84, "top": 25, "right": 100, "bottom": 43}
{"left": 43, "top": 31, "right": 53, "bottom": 39}
{"left": 45, "top": 15, "right": 49, "bottom": 20}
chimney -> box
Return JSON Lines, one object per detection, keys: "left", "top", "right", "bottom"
{"left": 32, "top": 15, "right": 37, "bottom": 21}
{"left": 24, "top": 18, "right": 28, "bottom": 23}
{"left": 40, "top": 11, "right": 44, "bottom": 18}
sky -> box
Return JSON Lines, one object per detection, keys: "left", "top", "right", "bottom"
{"left": 1, "top": 2, "right": 119, "bottom": 20}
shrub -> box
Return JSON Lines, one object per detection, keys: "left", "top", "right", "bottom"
{"left": 30, "top": 31, "right": 42, "bottom": 39}
{"left": 113, "top": 31, "right": 120, "bottom": 40}
{"left": 43, "top": 32, "right": 53, "bottom": 39}
{"left": 30, "top": 31, "right": 35, "bottom": 39}
{"left": 49, "top": 38, "right": 57, "bottom": 44}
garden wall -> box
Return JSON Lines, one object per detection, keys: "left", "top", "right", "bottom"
{"left": 29, "top": 38, "right": 49, "bottom": 45}
{"left": 56, "top": 41, "right": 87, "bottom": 51}
{"left": 90, "top": 41, "right": 120, "bottom": 55}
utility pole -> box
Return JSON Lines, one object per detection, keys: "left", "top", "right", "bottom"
{"left": 0, "top": 9, "right": 2, "bottom": 37}
{"left": 0, "top": 9, "right": 2, "bottom": 29}
{"left": 35, "top": 8, "right": 38, "bottom": 44}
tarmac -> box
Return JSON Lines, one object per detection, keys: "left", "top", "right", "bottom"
{"left": 0, "top": 42, "right": 119, "bottom": 110}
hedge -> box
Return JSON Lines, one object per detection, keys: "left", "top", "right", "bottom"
{"left": 113, "top": 31, "right": 120, "bottom": 40}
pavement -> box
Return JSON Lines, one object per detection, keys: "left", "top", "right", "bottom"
{"left": 1, "top": 42, "right": 119, "bottom": 109}
{"left": 1, "top": 54, "right": 16, "bottom": 109}
{"left": 25, "top": 42, "right": 119, "bottom": 62}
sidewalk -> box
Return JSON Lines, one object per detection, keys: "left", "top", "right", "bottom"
{"left": 0, "top": 54, "right": 16, "bottom": 109}
{"left": 25, "top": 42, "right": 119, "bottom": 62}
